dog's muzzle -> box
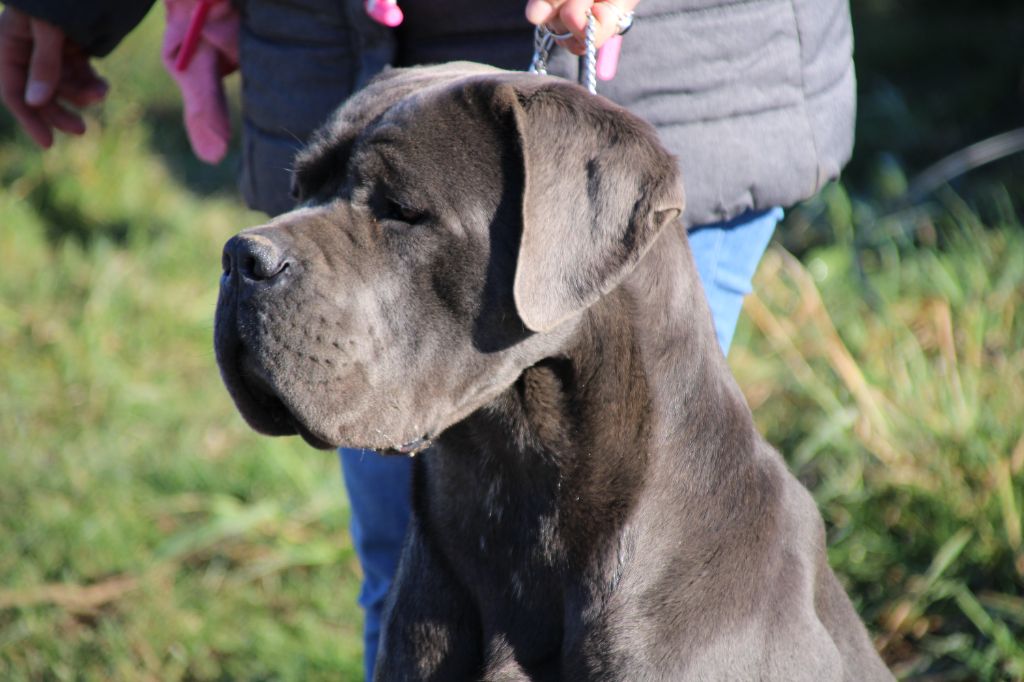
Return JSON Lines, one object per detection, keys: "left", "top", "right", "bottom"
{"left": 221, "top": 233, "right": 292, "bottom": 285}
{"left": 215, "top": 232, "right": 329, "bottom": 445}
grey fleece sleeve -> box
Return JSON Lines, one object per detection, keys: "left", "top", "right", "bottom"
{"left": 3, "top": 0, "right": 157, "bottom": 57}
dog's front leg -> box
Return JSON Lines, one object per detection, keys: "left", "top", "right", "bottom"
{"left": 374, "top": 515, "right": 482, "bottom": 681}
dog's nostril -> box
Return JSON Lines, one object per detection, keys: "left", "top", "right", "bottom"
{"left": 227, "top": 234, "right": 291, "bottom": 282}
{"left": 221, "top": 248, "right": 232, "bottom": 276}
{"left": 245, "top": 253, "right": 289, "bottom": 280}
{"left": 242, "top": 253, "right": 258, "bottom": 278}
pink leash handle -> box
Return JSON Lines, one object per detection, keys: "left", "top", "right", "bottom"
{"left": 365, "top": 0, "right": 404, "bottom": 27}
{"left": 174, "top": 0, "right": 215, "bottom": 72}
{"left": 596, "top": 34, "right": 623, "bottom": 81}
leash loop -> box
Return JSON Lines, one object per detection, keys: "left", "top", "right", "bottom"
{"left": 528, "top": 24, "right": 555, "bottom": 76}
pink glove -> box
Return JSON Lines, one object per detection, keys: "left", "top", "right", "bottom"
{"left": 162, "top": 0, "right": 239, "bottom": 164}
{"left": 365, "top": 0, "right": 403, "bottom": 27}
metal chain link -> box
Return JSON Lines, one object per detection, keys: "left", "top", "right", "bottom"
{"left": 528, "top": 24, "right": 555, "bottom": 76}
{"left": 528, "top": 13, "right": 599, "bottom": 95}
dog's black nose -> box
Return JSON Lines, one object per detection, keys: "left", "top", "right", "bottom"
{"left": 222, "top": 234, "right": 290, "bottom": 282}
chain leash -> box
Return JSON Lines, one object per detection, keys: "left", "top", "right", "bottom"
{"left": 528, "top": 13, "right": 599, "bottom": 95}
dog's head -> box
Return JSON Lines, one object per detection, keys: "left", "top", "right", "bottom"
{"left": 214, "top": 63, "right": 683, "bottom": 451}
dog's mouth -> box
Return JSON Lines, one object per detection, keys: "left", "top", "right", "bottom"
{"left": 221, "top": 352, "right": 334, "bottom": 450}
{"left": 223, "top": 350, "right": 436, "bottom": 454}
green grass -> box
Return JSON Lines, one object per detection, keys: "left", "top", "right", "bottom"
{"left": 1, "top": 6, "right": 1022, "bottom": 681}
{"left": 732, "top": 185, "right": 1024, "bottom": 680}
{"left": 0, "top": 10, "right": 362, "bottom": 681}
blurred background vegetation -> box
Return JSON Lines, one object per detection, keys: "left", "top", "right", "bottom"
{"left": 0, "top": 1, "right": 1022, "bottom": 680}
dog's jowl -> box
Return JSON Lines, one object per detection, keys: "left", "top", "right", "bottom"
{"left": 214, "top": 63, "right": 894, "bottom": 681}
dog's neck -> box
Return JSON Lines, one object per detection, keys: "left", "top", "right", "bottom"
{"left": 622, "top": 222, "right": 760, "bottom": 483}
{"left": 433, "top": 222, "right": 758, "bottom": 566}
{"left": 566, "top": 221, "right": 760, "bottom": 500}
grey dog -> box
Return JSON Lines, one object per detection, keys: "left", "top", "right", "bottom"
{"left": 214, "top": 63, "right": 894, "bottom": 681}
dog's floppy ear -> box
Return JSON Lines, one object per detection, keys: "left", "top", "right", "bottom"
{"left": 499, "top": 79, "right": 684, "bottom": 333}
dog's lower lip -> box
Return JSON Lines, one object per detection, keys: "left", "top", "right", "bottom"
{"left": 224, "top": 351, "right": 302, "bottom": 438}
{"left": 291, "top": 417, "right": 335, "bottom": 450}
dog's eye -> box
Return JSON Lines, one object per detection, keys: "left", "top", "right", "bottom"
{"left": 383, "top": 197, "right": 426, "bottom": 225}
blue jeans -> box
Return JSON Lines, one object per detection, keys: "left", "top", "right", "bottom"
{"left": 340, "top": 207, "right": 782, "bottom": 678}
{"left": 687, "top": 207, "right": 783, "bottom": 351}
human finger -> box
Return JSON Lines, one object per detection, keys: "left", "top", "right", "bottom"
{"left": 552, "top": 0, "right": 595, "bottom": 55}
{"left": 553, "top": 0, "right": 594, "bottom": 35}
{"left": 39, "top": 99, "right": 86, "bottom": 136}
{"left": 57, "top": 52, "right": 108, "bottom": 107}
{"left": 590, "top": 0, "right": 639, "bottom": 49}
{"left": 0, "top": 11, "right": 54, "bottom": 146}
{"left": 525, "top": 0, "right": 587, "bottom": 54}
{"left": 557, "top": 0, "right": 639, "bottom": 54}
{"left": 525, "top": 0, "right": 639, "bottom": 56}
{"left": 57, "top": 79, "right": 107, "bottom": 107}
{"left": 25, "top": 17, "right": 64, "bottom": 106}
{"left": 0, "top": 79, "right": 55, "bottom": 146}
{"left": 525, "top": 0, "right": 562, "bottom": 27}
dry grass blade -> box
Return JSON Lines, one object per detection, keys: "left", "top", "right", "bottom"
{"left": 0, "top": 574, "right": 139, "bottom": 614}
{"left": 747, "top": 246, "right": 909, "bottom": 469}
{"left": 775, "top": 249, "right": 900, "bottom": 445}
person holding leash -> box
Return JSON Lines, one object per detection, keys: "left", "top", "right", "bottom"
{"left": 0, "top": 0, "right": 855, "bottom": 676}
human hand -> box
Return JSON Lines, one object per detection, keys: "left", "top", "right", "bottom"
{"left": 0, "top": 7, "right": 108, "bottom": 148}
{"left": 524, "top": 0, "right": 639, "bottom": 56}
{"left": 162, "top": 0, "right": 239, "bottom": 164}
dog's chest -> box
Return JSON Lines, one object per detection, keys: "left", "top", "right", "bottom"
{"left": 417, "top": 441, "right": 586, "bottom": 651}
